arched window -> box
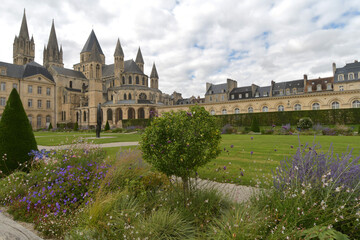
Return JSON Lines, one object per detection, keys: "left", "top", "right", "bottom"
{"left": 28, "top": 115, "right": 33, "bottom": 125}
{"left": 96, "top": 64, "right": 100, "bottom": 78}
{"left": 128, "top": 76, "right": 132, "bottom": 84}
{"left": 139, "top": 93, "right": 147, "bottom": 100}
{"left": 83, "top": 111, "right": 87, "bottom": 122}
{"left": 107, "top": 109, "right": 113, "bottom": 121}
{"left": 278, "top": 105, "right": 284, "bottom": 111}
{"left": 316, "top": 84, "right": 322, "bottom": 91}
{"left": 248, "top": 107, "right": 253, "bottom": 113}
{"left": 332, "top": 101, "right": 340, "bottom": 109}
{"left": 348, "top": 73, "right": 354, "bottom": 80}
{"left": 294, "top": 104, "right": 301, "bottom": 111}
{"left": 122, "top": 76, "right": 125, "bottom": 84}
{"left": 312, "top": 103, "right": 320, "bottom": 110}
{"left": 37, "top": 115, "right": 42, "bottom": 128}
{"left": 338, "top": 75, "right": 344, "bottom": 81}
{"left": 352, "top": 100, "right": 360, "bottom": 108}
{"left": 76, "top": 112, "right": 79, "bottom": 122}
{"left": 262, "top": 106, "right": 268, "bottom": 112}
{"left": 136, "top": 76, "right": 139, "bottom": 84}
{"left": 82, "top": 66, "right": 85, "bottom": 72}
{"left": 222, "top": 109, "right": 227, "bottom": 115}
{"left": 124, "top": 94, "right": 127, "bottom": 100}
{"left": 90, "top": 64, "right": 93, "bottom": 78}
{"left": 142, "top": 77, "right": 145, "bottom": 85}
{"left": 234, "top": 108, "right": 240, "bottom": 114}
{"left": 69, "top": 81, "right": 73, "bottom": 88}
{"left": 210, "top": 110, "right": 215, "bottom": 115}
{"left": 128, "top": 93, "right": 132, "bottom": 100}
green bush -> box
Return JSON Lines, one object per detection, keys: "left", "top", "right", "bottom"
{"left": 140, "top": 105, "right": 221, "bottom": 192}
{"left": 0, "top": 89, "right": 37, "bottom": 175}
{"left": 250, "top": 117, "right": 260, "bottom": 132}
{"left": 104, "top": 121, "right": 110, "bottom": 131}
{"left": 297, "top": 117, "right": 313, "bottom": 130}
{"left": 48, "top": 122, "right": 53, "bottom": 131}
{"left": 73, "top": 122, "right": 79, "bottom": 131}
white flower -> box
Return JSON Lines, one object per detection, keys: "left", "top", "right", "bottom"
{"left": 301, "top": 190, "right": 305, "bottom": 195}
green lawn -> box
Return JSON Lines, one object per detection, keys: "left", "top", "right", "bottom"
{"left": 34, "top": 131, "right": 360, "bottom": 187}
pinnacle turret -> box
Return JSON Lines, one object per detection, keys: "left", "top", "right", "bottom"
{"left": 43, "top": 20, "right": 63, "bottom": 68}
{"left": 150, "top": 62, "right": 159, "bottom": 79}
{"left": 13, "top": 9, "right": 34, "bottom": 65}
{"left": 19, "top": 9, "right": 29, "bottom": 40}
{"left": 47, "top": 20, "right": 59, "bottom": 52}
{"left": 135, "top": 47, "right": 144, "bottom": 64}
{"left": 114, "top": 38, "right": 124, "bottom": 57}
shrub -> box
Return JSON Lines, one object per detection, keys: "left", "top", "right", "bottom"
{"left": 48, "top": 122, "right": 53, "bottom": 131}
{"left": 104, "top": 121, "right": 110, "bottom": 131}
{"left": 221, "top": 124, "right": 236, "bottom": 134}
{"left": 0, "top": 89, "right": 37, "bottom": 175}
{"left": 140, "top": 105, "right": 221, "bottom": 193}
{"left": 73, "top": 122, "right": 79, "bottom": 131}
{"left": 297, "top": 117, "right": 313, "bottom": 130}
{"left": 250, "top": 117, "right": 260, "bottom": 132}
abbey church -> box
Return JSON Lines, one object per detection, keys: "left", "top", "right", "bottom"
{"left": 0, "top": 11, "right": 360, "bottom": 129}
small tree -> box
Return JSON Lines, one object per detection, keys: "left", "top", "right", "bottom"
{"left": 48, "top": 122, "right": 53, "bottom": 131}
{"left": 297, "top": 117, "right": 313, "bottom": 130}
{"left": 104, "top": 121, "right": 110, "bottom": 131}
{"left": 0, "top": 89, "right": 38, "bottom": 175}
{"left": 141, "top": 105, "right": 221, "bottom": 194}
{"left": 250, "top": 117, "right": 260, "bottom": 132}
{"left": 73, "top": 122, "right": 79, "bottom": 131}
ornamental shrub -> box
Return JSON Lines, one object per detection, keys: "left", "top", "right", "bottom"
{"left": 250, "top": 117, "right": 260, "bottom": 132}
{"left": 0, "top": 89, "right": 37, "bottom": 175}
{"left": 297, "top": 117, "right": 313, "bottom": 130}
{"left": 48, "top": 122, "right": 53, "bottom": 131}
{"left": 104, "top": 121, "right": 110, "bottom": 131}
{"left": 73, "top": 122, "right": 79, "bottom": 131}
{"left": 140, "top": 105, "right": 221, "bottom": 192}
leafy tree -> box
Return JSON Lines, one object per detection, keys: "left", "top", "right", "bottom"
{"left": 104, "top": 121, "right": 110, "bottom": 131}
{"left": 73, "top": 122, "right": 79, "bottom": 131}
{"left": 250, "top": 117, "right": 260, "bottom": 132}
{"left": 48, "top": 122, "right": 53, "bottom": 131}
{"left": 141, "top": 105, "right": 221, "bottom": 194}
{"left": 0, "top": 89, "right": 37, "bottom": 175}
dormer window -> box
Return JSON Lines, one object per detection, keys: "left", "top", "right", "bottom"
{"left": 286, "top": 88, "right": 290, "bottom": 95}
{"left": 338, "top": 74, "right": 344, "bottom": 81}
{"left": 293, "top": 88, "right": 297, "bottom": 94}
{"left": 263, "top": 92, "right": 268, "bottom": 97}
{"left": 279, "top": 89, "right": 284, "bottom": 95}
{"left": 348, "top": 73, "right": 354, "bottom": 80}
{"left": 239, "top": 94, "right": 242, "bottom": 99}
{"left": 231, "top": 94, "right": 234, "bottom": 100}
{"left": 255, "top": 92, "right": 259, "bottom": 97}
{"left": 245, "top": 93, "right": 249, "bottom": 98}
{"left": 327, "top": 83, "right": 332, "bottom": 90}
{"left": 316, "top": 84, "right": 322, "bottom": 91}
{"left": 223, "top": 89, "right": 226, "bottom": 93}
{"left": 308, "top": 86, "right": 312, "bottom": 92}
{"left": 0, "top": 67, "right": 6, "bottom": 75}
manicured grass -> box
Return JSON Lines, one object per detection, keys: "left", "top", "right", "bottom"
{"left": 198, "top": 134, "right": 360, "bottom": 187}
{"left": 34, "top": 132, "right": 141, "bottom": 146}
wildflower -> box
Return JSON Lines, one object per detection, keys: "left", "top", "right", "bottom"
{"left": 230, "top": 144, "right": 234, "bottom": 148}
{"left": 251, "top": 137, "right": 253, "bottom": 140}
{"left": 223, "top": 166, "right": 227, "bottom": 170}
{"left": 335, "top": 187, "right": 341, "bottom": 192}
{"left": 290, "top": 145, "right": 294, "bottom": 148}
{"left": 250, "top": 151, "right": 253, "bottom": 155}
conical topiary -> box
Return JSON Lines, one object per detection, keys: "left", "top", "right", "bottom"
{"left": 0, "top": 88, "right": 38, "bottom": 175}
{"left": 250, "top": 117, "right": 260, "bottom": 132}
{"left": 48, "top": 122, "right": 53, "bottom": 131}
{"left": 74, "top": 122, "right": 79, "bottom": 131}
{"left": 104, "top": 121, "right": 110, "bottom": 131}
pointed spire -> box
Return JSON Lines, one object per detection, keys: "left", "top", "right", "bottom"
{"left": 19, "top": 9, "right": 30, "bottom": 40}
{"left": 81, "top": 30, "right": 104, "bottom": 54}
{"left": 89, "top": 43, "right": 102, "bottom": 62}
{"left": 135, "top": 47, "right": 144, "bottom": 64}
{"left": 150, "top": 62, "right": 159, "bottom": 78}
{"left": 47, "top": 19, "right": 59, "bottom": 52}
{"left": 114, "top": 38, "right": 124, "bottom": 57}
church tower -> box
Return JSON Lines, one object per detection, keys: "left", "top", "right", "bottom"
{"left": 87, "top": 43, "right": 103, "bottom": 126}
{"left": 135, "top": 47, "right": 144, "bottom": 72}
{"left": 114, "top": 38, "right": 124, "bottom": 86}
{"left": 13, "top": 10, "right": 35, "bottom": 65}
{"left": 150, "top": 62, "right": 159, "bottom": 89}
{"left": 43, "top": 20, "right": 64, "bottom": 69}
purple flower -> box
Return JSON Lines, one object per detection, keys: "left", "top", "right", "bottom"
{"left": 186, "top": 112, "right": 192, "bottom": 116}
{"left": 290, "top": 145, "right": 294, "bottom": 148}
{"left": 240, "top": 171, "right": 244, "bottom": 176}
{"left": 230, "top": 145, "right": 234, "bottom": 148}
{"left": 223, "top": 166, "right": 227, "bottom": 170}
{"left": 150, "top": 144, "right": 154, "bottom": 147}
{"left": 274, "top": 149, "right": 277, "bottom": 152}
{"left": 251, "top": 137, "right": 253, "bottom": 140}
{"left": 250, "top": 151, "right": 253, "bottom": 155}
{"left": 167, "top": 140, "right": 172, "bottom": 143}
{"left": 272, "top": 124, "right": 276, "bottom": 128}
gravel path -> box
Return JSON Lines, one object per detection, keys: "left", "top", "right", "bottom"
{"left": 38, "top": 141, "right": 139, "bottom": 151}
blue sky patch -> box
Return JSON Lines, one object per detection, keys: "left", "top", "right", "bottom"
{"left": 323, "top": 22, "right": 345, "bottom": 29}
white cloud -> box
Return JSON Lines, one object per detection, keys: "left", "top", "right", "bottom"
{"left": 0, "top": 0, "right": 360, "bottom": 98}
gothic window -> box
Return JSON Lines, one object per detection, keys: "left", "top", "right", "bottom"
{"left": 142, "top": 77, "right": 145, "bottom": 85}
{"left": 83, "top": 111, "right": 86, "bottom": 122}
{"left": 294, "top": 104, "right": 301, "bottom": 111}
{"left": 332, "top": 102, "right": 340, "bottom": 109}
{"left": 128, "top": 93, "right": 132, "bottom": 100}
{"left": 122, "top": 76, "right": 125, "bottom": 84}
{"left": 70, "top": 81, "right": 73, "bottom": 88}
{"left": 210, "top": 110, "right": 215, "bottom": 115}
{"left": 316, "top": 84, "right": 322, "bottom": 91}
{"left": 124, "top": 94, "right": 127, "bottom": 100}
{"left": 90, "top": 64, "right": 93, "bottom": 78}
{"left": 139, "top": 93, "right": 147, "bottom": 100}
{"left": 248, "top": 107, "right": 253, "bottom": 113}
{"left": 262, "top": 106, "right": 268, "bottom": 112}
{"left": 129, "top": 76, "right": 132, "bottom": 84}
{"left": 222, "top": 109, "right": 227, "bottom": 115}
{"left": 136, "top": 76, "right": 139, "bottom": 84}
{"left": 352, "top": 100, "right": 360, "bottom": 108}
{"left": 107, "top": 109, "right": 113, "bottom": 121}
{"left": 312, "top": 103, "right": 320, "bottom": 110}
{"left": 234, "top": 108, "right": 240, "bottom": 114}
{"left": 278, "top": 105, "right": 284, "bottom": 111}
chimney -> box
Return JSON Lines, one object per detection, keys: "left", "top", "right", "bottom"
{"left": 332, "top": 62, "right": 336, "bottom": 75}
{"left": 206, "top": 82, "right": 212, "bottom": 93}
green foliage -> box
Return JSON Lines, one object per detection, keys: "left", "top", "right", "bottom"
{"left": 0, "top": 89, "right": 37, "bottom": 175}
{"left": 48, "top": 122, "right": 53, "bottom": 131}
{"left": 297, "top": 117, "right": 313, "bottom": 129}
{"left": 250, "top": 117, "right": 260, "bottom": 132}
{"left": 140, "top": 105, "right": 221, "bottom": 189}
{"left": 122, "top": 118, "right": 151, "bottom": 129}
{"left": 104, "top": 121, "right": 110, "bottom": 131}
{"left": 73, "top": 122, "right": 79, "bottom": 131}
{"left": 298, "top": 226, "right": 350, "bottom": 240}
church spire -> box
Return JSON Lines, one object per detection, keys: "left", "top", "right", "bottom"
{"left": 19, "top": 9, "right": 29, "bottom": 40}
{"left": 150, "top": 62, "right": 159, "bottom": 89}
{"left": 114, "top": 38, "right": 124, "bottom": 57}
{"left": 150, "top": 62, "right": 159, "bottom": 78}
{"left": 47, "top": 19, "right": 59, "bottom": 52}
{"left": 43, "top": 19, "right": 63, "bottom": 68}
{"left": 135, "top": 47, "right": 144, "bottom": 72}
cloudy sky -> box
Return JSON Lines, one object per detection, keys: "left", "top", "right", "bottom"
{"left": 0, "top": 0, "right": 360, "bottom": 97}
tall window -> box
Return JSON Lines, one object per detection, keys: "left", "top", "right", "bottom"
{"left": 0, "top": 97, "right": 5, "bottom": 106}
{"left": 28, "top": 99, "right": 32, "bottom": 107}
{"left": 96, "top": 64, "right": 100, "bottom": 78}
{"left": 210, "top": 110, "right": 215, "bottom": 115}
{"left": 286, "top": 89, "right": 290, "bottom": 95}
{"left": 209, "top": 96, "right": 212, "bottom": 101}
{"left": 316, "top": 84, "right": 322, "bottom": 91}
{"left": 222, "top": 109, "right": 227, "bottom": 115}
{"left": 338, "top": 75, "right": 344, "bottom": 81}
{"left": 46, "top": 115, "right": 51, "bottom": 124}
{"left": 235, "top": 108, "right": 240, "bottom": 114}
{"left": 129, "top": 76, "right": 132, "bottom": 84}
{"left": 352, "top": 100, "right": 360, "bottom": 108}
{"left": 327, "top": 83, "right": 332, "bottom": 90}
{"left": 231, "top": 95, "right": 234, "bottom": 100}
{"left": 294, "top": 104, "right": 301, "bottom": 111}
{"left": 37, "top": 100, "right": 42, "bottom": 108}
{"left": 262, "top": 106, "right": 268, "bottom": 112}
{"left": 312, "top": 103, "right": 320, "bottom": 110}
{"left": 69, "top": 81, "right": 73, "bottom": 88}
{"left": 128, "top": 93, "right": 132, "bottom": 100}
{"left": 46, "top": 87, "right": 51, "bottom": 95}
{"left": 83, "top": 111, "right": 86, "bottom": 122}
{"left": 46, "top": 100, "right": 51, "bottom": 109}
{"left": 278, "top": 105, "right": 284, "bottom": 111}
{"left": 332, "top": 102, "right": 340, "bottom": 109}
{"left": 248, "top": 107, "right": 253, "bottom": 113}
{"left": 37, "top": 116, "right": 41, "bottom": 128}
{"left": 1, "top": 82, "right": 5, "bottom": 91}
{"left": 307, "top": 86, "right": 312, "bottom": 92}
{"left": 124, "top": 94, "right": 127, "bottom": 100}
{"left": 245, "top": 93, "right": 249, "bottom": 98}
{"left": 348, "top": 73, "right": 354, "bottom": 80}
{"left": 136, "top": 76, "right": 139, "bottom": 84}
{"left": 28, "top": 115, "right": 32, "bottom": 125}
{"left": 142, "top": 77, "right": 145, "bottom": 85}
{"left": 37, "top": 86, "right": 42, "bottom": 94}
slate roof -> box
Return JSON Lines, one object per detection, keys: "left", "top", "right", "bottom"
{"left": 89, "top": 44, "right": 103, "bottom": 62}
{"left": 52, "top": 66, "right": 87, "bottom": 79}
{"left": 124, "top": 60, "right": 144, "bottom": 74}
{"left": 47, "top": 20, "right": 59, "bottom": 52}
{"left": 230, "top": 86, "right": 252, "bottom": 94}
{"left": 256, "top": 86, "right": 271, "bottom": 97}
{"left": 272, "top": 79, "right": 304, "bottom": 96}
{"left": 0, "top": 61, "right": 54, "bottom": 82}
{"left": 102, "top": 64, "right": 114, "bottom": 78}
{"left": 138, "top": 99, "right": 152, "bottom": 104}
{"left": 334, "top": 61, "right": 360, "bottom": 82}
{"left": 116, "top": 100, "right": 136, "bottom": 104}
{"left": 114, "top": 39, "right": 124, "bottom": 57}
{"left": 206, "top": 83, "right": 227, "bottom": 95}
{"left": 135, "top": 47, "right": 144, "bottom": 64}
{"left": 81, "top": 30, "right": 104, "bottom": 55}
{"left": 19, "top": 10, "right": 29, "bottom": 40}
